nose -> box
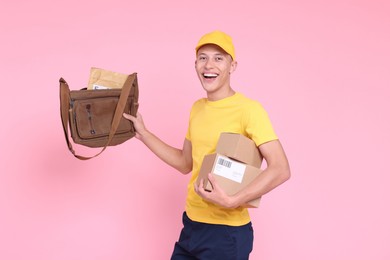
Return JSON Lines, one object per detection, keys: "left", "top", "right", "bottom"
{"left": 204, "top": 59, "right": 214, "bottom": 69}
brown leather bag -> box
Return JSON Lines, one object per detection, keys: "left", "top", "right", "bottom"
{"left": 59, "top": 73, "right": 139, "bottom": 160}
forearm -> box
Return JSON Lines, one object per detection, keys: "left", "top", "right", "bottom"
{"left": 138, "top": 129, "right": 192, "bottom": 174}
{"left": 231, "top": 164, "right": 290, "bottom": 207}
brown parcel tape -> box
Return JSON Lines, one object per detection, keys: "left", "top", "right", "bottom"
{"left": 197, "top": 153, "right": 262, "bottom": 208}
{"left": 216, "top": 133, "right": 263, "bottom": 168}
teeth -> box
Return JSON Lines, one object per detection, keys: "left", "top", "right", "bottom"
{"left": 203, "top": 73, "right": 218, "bottom": 78}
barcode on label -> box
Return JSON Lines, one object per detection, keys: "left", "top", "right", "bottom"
{"left": 218, "top": 158, "right": 232, "bottom": 168}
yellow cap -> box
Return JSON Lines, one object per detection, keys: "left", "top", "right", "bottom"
{"left": 195, "top": 30, "right": 236, "bottom": 60}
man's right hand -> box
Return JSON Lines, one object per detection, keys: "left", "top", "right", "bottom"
{"left": 123, "top": 112, "right": 147, "bottom": 140}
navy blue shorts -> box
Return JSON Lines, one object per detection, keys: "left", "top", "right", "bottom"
{"left": 171, "top": 212, "right": 254, "bottom": 260}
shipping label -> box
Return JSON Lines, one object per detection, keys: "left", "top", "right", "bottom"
{"left": 213, "top": 155, "right": 246, "bottom": 183}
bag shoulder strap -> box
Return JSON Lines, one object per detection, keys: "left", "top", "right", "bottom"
{"left": 59, "top": 74, "right": 136, "bottom": 160}
{"left": 59, "top": 78, "right": 76, "bottom": 156}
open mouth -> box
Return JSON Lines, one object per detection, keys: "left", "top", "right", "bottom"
{"left": 203, "top": 73, "right": 218, "bottom": 79}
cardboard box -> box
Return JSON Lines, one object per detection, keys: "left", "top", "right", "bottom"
{"left": 216, "top": 133, "right": 263, "bottom": 168}
{"left": 197, "top": 153, "right": 262, "bottom": 208}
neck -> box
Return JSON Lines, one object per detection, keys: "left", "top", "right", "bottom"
{"left": 207, "top": 87, "right": 236, "bottom": 101}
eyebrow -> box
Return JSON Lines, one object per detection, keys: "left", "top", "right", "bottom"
{"left": 197, "top": 52, "right": 225, "bottom": 57}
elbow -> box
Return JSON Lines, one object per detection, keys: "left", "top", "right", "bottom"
{"left": 180, "top": 170, "right": 191, "bottom": 175}
{"left": 272, "top": 161, "right": 290, "bottom": 184}
{"left": 280, "top": 165, "right": 291, "bottom": 183}
{"left": 179, "top": 168, "right": 192, "bottom": 175}
{"left": 181, "top": 157, "right": 193, "bottom": 175}
{"left": 178, "top": 163, "right": 192, "bottom": 175}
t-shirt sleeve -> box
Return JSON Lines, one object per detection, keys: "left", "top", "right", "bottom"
{"left": 244, "top": 102, "right": 278, "bottom": 146}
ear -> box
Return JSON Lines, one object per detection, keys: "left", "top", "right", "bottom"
{"left": 230, "top": 60, "right": 238, "bottom": 74}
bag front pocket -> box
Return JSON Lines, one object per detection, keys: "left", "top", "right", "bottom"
{"left": 73, "top": 97, "right": 132, "bottom": 140}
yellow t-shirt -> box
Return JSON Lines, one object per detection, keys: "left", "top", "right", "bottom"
{"left": 185, "top": 92, "right": 278, "bottom": 226}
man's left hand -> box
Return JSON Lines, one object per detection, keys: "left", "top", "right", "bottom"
{"left": 194, "top": 173, "right": 238, "bottom": 209}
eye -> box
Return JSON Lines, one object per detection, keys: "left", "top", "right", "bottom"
{"left": 215, "top": 56, "right": 223, "bottom": 61}
{"left": 198, "top": 56, "right": 207, "bottom": 61}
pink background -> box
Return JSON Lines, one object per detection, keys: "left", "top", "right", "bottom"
{"left": 1, "top": 0, "right": 389, "bottom": 259}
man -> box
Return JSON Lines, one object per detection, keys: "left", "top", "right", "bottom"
{"left": 123, "top": 30, "right": 290, "bottom": 259}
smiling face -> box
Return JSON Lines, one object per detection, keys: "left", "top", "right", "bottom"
{"left": 195, "top": 44, "right": 237, "bottom": 101}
